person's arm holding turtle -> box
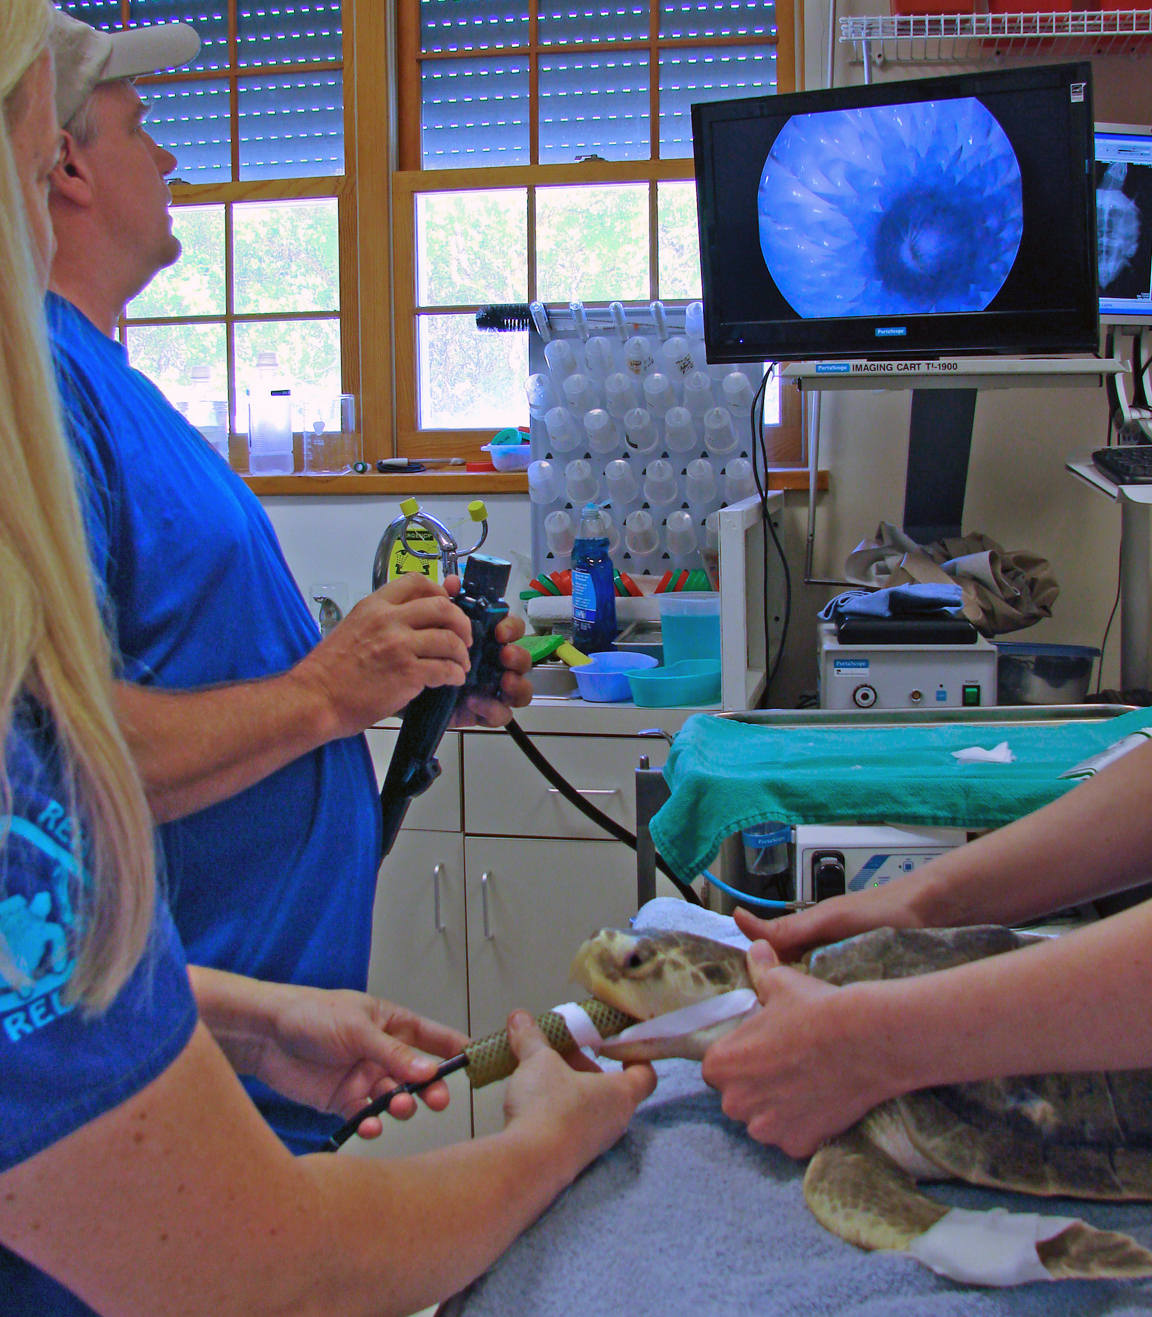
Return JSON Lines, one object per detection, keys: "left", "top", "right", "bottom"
{"left": 702, "top": 736, "right": 1152, "bottom": 1156}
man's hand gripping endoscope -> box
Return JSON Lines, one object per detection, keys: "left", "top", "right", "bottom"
{"left": 378, "top": 552, "right": 511, "bottom": 856}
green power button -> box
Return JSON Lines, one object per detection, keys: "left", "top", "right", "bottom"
{"left": 962, "top": 683, "right": 981, "bottom": 707}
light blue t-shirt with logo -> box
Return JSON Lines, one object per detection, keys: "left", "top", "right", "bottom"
{"left": 0, "top": 700, "right": 197, "bottom": 1316}
{"left": 47, "top": 292, "right": 383, "bottom": 1153}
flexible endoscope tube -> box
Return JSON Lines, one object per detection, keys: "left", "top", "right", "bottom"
{"left": 326, "top": 998, "right": 638, "bottom": 1152}
{"left": 503, "top": 718, "right": 702, "bottom": 906}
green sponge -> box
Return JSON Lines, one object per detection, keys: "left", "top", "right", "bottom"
{"left": 515, "top": 634, "right": 565, "bottom": 666}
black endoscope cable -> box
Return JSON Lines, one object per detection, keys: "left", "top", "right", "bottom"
{"left": 502, "top": 717, "right": 702, "bottom": 907}
{"left": 749, "top": 367, "right": 792, "bottom": 703}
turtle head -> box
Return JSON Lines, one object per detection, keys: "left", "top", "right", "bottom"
{"left": 570, "top": 927, "right": 751, "bottom": 1021}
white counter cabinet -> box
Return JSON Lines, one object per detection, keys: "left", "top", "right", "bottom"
{"left": 350, "top": 700, "right": 703, "bottom": 1156}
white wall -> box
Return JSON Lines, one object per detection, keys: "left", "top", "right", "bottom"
{"left": 261, "top": 493, "right": 534, "bottom": 621}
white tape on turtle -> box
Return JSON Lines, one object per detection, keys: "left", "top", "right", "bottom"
{"left": 905, "top": 1207, "right": 1079, "bottom": 1286}
{"left": 608, "top": 988, "right": 759, "bottom": 1048}
{"left": 552, "top": 1002, "right": 605, "bottom": 1050}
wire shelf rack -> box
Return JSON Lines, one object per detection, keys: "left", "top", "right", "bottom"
{"left": 840, "top": 11, "right": 1152, "bottom": 61}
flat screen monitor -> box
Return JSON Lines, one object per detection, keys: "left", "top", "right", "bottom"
{"left": 1096, "top": 122, "right": 1152, "bottom": 326}
{"left": 693, "top": 63, "right": 1100, "bottom": 364}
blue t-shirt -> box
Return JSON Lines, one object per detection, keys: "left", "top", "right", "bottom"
{"left": 47, "top": 293, "right": 383, "bottom": 1153}
{"left": 0, "top": 700, "right": 198, "bottom": 1316}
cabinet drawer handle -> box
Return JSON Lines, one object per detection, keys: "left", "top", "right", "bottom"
{"left": 433, "top": 863, "right": 445, "bottom": 933}
{"left": 546, "top": 787, "right": 620, "bottom": 796}
{"left": 481, "top": 870, "right": 494, "bottom": 940}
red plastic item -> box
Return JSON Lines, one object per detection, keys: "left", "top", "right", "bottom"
{"left": 466, "top": 461, "right": 497, "bottom": 472}
{"left": 654, "top": 570, "right": 674, "bottom": 594}
{"left": 618, "top": 571, "right": 642, "bottom": 598}
{"left": 554, "top": 570, "right": 572, "bottom": 595}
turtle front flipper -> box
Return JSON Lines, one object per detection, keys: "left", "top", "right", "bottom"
{"left": 804, "top": 1128, "right": 949, "bottom": 1253}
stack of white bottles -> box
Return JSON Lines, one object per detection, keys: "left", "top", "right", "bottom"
{"left": 526, "top": 306, "right": 762, "bottom": 575}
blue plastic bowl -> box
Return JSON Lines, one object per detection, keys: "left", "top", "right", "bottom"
{"left": 627, "top": 659, "right": 722, "bottom": 708}
{"left": 573, "top": 651, "right": 658, "bottom": 702}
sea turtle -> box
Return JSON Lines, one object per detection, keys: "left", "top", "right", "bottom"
{"left": 570, "top": 924, "right": 1152, "bottom": 1283}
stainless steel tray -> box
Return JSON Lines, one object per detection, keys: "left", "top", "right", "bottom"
{"left": 717, "top": 704, "right": 1136, "bottom": 731}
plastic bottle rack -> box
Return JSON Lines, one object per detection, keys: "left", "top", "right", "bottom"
{"left": 526, "top": 302, "right": 765, "bottom": 582}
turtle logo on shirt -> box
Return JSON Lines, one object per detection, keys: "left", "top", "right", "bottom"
{"left": 0, "top": 890, "right": 67, "bottom": 997}
{"left": 0, "top": 810, "right": 79, "bottom": 1036}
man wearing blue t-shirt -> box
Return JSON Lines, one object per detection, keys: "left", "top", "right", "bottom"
{"left": 44, "top": 15, "right": 532, "bottom": 1154}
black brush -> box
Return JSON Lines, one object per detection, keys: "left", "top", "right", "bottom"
{"left": 475, "top": 303, "right": 533, "bottom": 332}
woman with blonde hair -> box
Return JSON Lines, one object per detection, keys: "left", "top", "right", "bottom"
{"left": 0, "top": 6, "right": 655, "bottom": 1313}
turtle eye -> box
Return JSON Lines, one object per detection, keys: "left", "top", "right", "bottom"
{"left": 624, "top": 948, "right": 651, "bottom": 971}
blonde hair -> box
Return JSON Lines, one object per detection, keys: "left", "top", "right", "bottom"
{"left": 0, "top": 0, "right": 155, "bottom": 1011}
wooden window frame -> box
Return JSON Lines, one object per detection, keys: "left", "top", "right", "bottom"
{"left": 392, "top": 0, "right": 801, "bottom": 467}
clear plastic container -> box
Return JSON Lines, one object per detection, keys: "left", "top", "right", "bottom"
{"left": 742, "top": 822, "right": 791, "bottom": 878}
{"left": 247, "top": 351, "right": 293, "bottom": 475}
{"left": 658, "top": 591, "right": 721, "bottom": 666}
{"left": 604, "top": 458, "right": 639, "bottom": 505}
{"left": 642, "top": 372, "right": 675, "bottom": 418}
{"left": 183, "top": 364, "right": 229, "bottom": 461}
{"left": 583, "top": 336, "right": 615, "bottom": 380}
{"left": 624, "top": 408, "right": 659, "bottom": 455}
{"left": 643, "top": 458, "right": 679, "bottom": 509}
{"left": 663, "top": 407, "right": 697, "bottom": 453}
{"left": 527, "top": 459, "right": 561, "bottom": 505}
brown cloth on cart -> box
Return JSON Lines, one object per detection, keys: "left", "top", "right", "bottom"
{"left": 844, "top": 522, "right": 1059, "bottom": 638}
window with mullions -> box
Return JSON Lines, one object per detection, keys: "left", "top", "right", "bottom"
{"left": 59, "top": 2, "right": 351, "bottom": 469}
{"left": 394, "top": 0, "right": 797, "bottom": 459}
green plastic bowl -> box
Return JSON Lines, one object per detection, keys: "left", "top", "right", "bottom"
{"left": 627, "top": 659, "right": 722, "bottom": 708}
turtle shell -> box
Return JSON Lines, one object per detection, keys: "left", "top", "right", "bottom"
{"left": 807, "top": 926, "right": 1152, "bottom": 1199}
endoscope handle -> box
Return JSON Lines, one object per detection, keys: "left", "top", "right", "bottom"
{"left": 324, "top": 998, "right": 638, "bottom": 1151}
{"left": 462, "top": 998, "right": 637, "bottom": 1089}
{"left": 378, "top": 554, "right": 512, "bottom": 856}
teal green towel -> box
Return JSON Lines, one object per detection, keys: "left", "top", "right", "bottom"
{"left": 649, "top": 708, "right": 1152, "bottom": 884}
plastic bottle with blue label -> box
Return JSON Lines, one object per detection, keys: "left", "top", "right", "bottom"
{"left": 571, "top": 502, "right": 618, "bottom": 654}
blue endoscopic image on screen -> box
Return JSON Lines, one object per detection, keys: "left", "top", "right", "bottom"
{"left": 758, "top": 99, "right": 1025, "bottom": 319}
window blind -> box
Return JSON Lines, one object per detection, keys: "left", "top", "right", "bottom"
{"left": 415, "top": 0, "right": 777, "bottom": 168}
{"left": 60, "top": 2, "right": 344, "bottom": 180}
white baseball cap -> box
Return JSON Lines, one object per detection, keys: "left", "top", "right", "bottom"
{"left": 50, "top": 9, "right": 201, "bottom": 126}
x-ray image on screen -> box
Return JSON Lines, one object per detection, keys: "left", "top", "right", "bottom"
{"left": 757, "top": 99, "right": 1025, "bottom": 319}
{"left": 1096, "top": 158, "right": 1152, "bottom": 301}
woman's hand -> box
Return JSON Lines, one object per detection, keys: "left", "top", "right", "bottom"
{"left": 193, "top": 969, "right": 470, "bottom": 1138}
{"left": 502, "top": 1010, "right": 657, "bottom": 1175}
{"left": 701, "top": 941, "right": 901, "bottom": 1157}
{"left": 733, "top": 874, "right": 927, "bottom": 963}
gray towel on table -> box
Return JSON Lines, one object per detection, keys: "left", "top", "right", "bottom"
{"left": 443, "top": 1060, "right": 1152, "bottom": 1317}
{"left": 443, "top": 900, "right": 1152, "bottom": 1317}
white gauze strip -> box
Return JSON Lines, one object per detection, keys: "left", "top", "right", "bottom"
{"left": 905, "top": 1207, "right": 1079, "bottom": 1286}
{"left": 608, "top": 988, "right": 760, "bottom": 1047}
{"left": 552, "top": 1002, "right": 605, "bottom": 1050}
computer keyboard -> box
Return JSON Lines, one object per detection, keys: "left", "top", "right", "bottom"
{"left": 1092, "top": 447, "right": 1152, "bottom": 485}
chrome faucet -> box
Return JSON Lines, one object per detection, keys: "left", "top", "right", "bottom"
{"left": 372, "top": 498, "right": 490, "bottom": 591}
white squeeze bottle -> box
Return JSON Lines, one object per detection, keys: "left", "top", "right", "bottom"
{"left": 247, "top": 351, "right": 293, "bottom": 475}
